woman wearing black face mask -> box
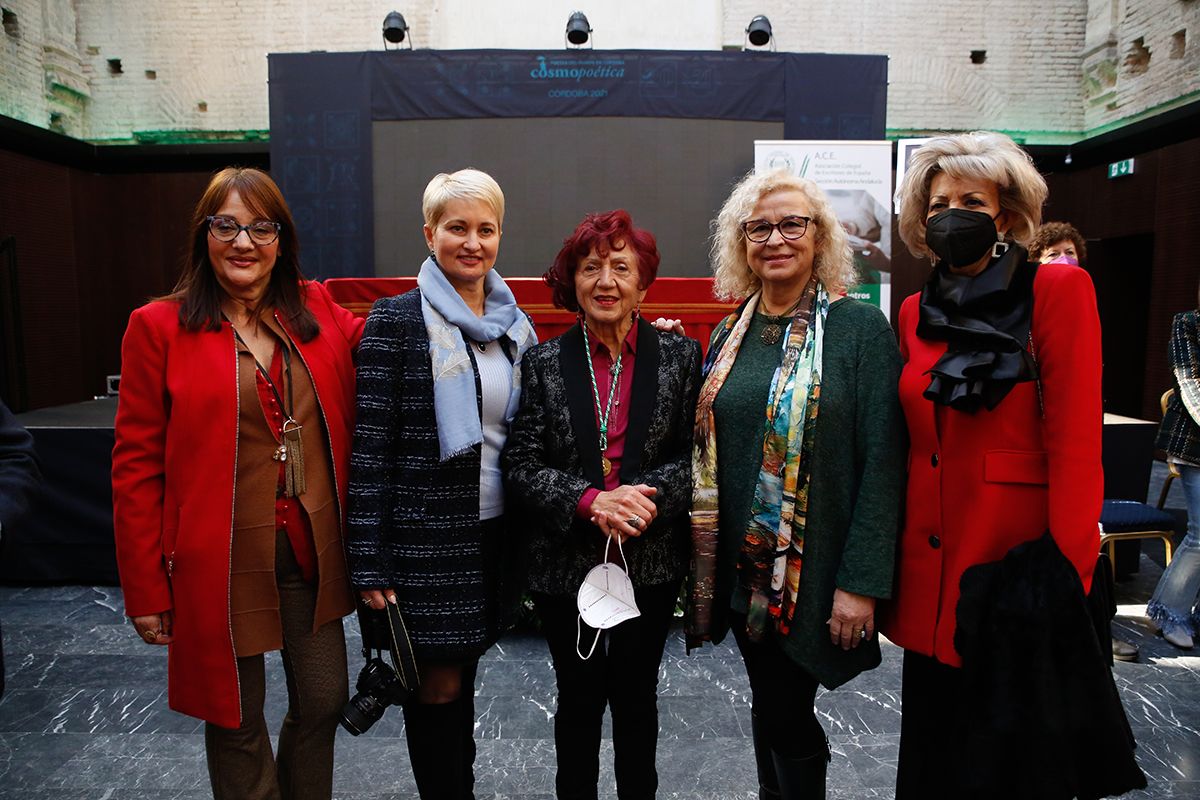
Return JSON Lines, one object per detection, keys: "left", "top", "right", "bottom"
{"left": 878, "top": 132, "right": 1145, "bottom": 798}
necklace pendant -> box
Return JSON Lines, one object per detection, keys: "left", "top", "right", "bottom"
{"left": 761, "top": 324, "right": 782, "bottom": 345}
{"left": 476, "top": 341, "right": 486, "bottom": 353}
{"left": 601, "top": 456, "right": 612, "bottom": 476}
{"left": 273, "top": 444, "right": 287, "bottom": 462}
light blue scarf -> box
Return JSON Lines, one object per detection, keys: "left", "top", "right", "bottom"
{"left": 418, "top": 257, "right": 537, "bottom": 461}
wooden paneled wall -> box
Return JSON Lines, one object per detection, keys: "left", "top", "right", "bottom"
{"left": 0, "top": 149, "right": 211, "bottom": 409}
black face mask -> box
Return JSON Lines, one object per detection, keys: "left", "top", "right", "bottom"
{"left": 925, "top": 209, "right": 1001, "bottom": 268}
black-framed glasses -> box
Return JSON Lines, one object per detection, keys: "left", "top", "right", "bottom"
{"left": 740, "top": 216, "right": 813, "bottom": 243}
{"left": 206, "top": 215, "right": 281, "bottom": 246}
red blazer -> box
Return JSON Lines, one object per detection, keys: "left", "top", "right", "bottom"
{"left": 878, "top": 261, "right": 1102, "bottom": 668}
{"left": 112, "top": 282, "right": 364, "bottom": 727}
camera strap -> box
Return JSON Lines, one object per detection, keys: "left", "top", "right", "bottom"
{"left": 382, "top": 601, "right": 420, "bottom": 692}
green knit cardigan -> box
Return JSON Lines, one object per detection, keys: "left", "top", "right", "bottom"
{"left": 706, "top": 297, "right": 906, "bottom": 689}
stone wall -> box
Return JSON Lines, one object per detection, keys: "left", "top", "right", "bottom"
{"left": 0, "top": 0, "right": 1196, "bottom": 143}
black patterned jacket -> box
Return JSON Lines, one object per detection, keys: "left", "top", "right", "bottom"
{"left": 1157, "top": 310, "right": 1200, "bottom": 463}
{"left": 502, "top": 318, "right": 701, "bottom": 595}
{"left": 345, "top": 288, "right": 520, "bottom": 660}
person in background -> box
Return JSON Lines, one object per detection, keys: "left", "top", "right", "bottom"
{"left": 1029, "top": 221, "right": 1086, "bottom": 266}
{"left": 0, "top": 399, "right": 41, "bottom": 699}
{"left": 880, "top": 131, "right": 1143, "bottom": 798}
{"left": 502, "top": 209, "right": 700, "bottom": 800}
{"left": 345, "top": 168, "right": 536, "bottom": 799}
{"left": 1148, "top": 294, "right": 1200, "bottom": 651}
{"left": 1031, "top": 220, "right": 1139, "bottom": 663}
{"left": 687, "top": 170, "right": 904, "bottom": 799}
{"left": 113, "top": 167, "right": 363, "bottom": 800}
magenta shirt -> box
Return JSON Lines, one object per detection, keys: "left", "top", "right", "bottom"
{"left": 575, "top": 324, "right": 638, "bottom": 518}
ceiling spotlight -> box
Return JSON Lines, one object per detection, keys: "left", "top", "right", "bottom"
{"left": 744, "top": 15, "right": 774, "bottom": 51}
{"left": 383, "top": 11, "right": 411, "bottom": 49}
{"left": 566, "top": 11, "right": 592, "bottom": 48}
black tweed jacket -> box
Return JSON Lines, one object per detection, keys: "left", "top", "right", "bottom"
{"left": 1157, "top": 311, "right": 1200, "bottom": 463}
{"left": 502, "top": 318, "right": 701, "bottom": 595}
{"left": 345, "top": 288, "right": 518, "bottom": 660}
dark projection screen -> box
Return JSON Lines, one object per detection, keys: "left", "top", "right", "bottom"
{"left": 372, "top": 117, "right": 783, "bottom": 278}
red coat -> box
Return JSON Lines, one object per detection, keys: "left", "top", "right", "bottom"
{"left": 878, "top": 261, "right": 1102, "bottom": 668}
{"left": 112, "top": 282, "right": 363, "bottom": 727}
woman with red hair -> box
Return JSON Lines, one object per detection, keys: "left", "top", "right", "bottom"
{"left": 503, "top": 209, "right": 701, "bottom": 798}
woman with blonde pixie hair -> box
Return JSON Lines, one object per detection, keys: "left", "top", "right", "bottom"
{"left": 346, "top": 168, "right": 536, "bottom": 798}
{"left": 879, "top": 132, "right": 1144, "bottom": 797}
{"left": 688, "top": 169, "right": 904, "bottom": 798}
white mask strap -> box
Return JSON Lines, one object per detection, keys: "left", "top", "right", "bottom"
{"left": 575, "top": 534, "right": 628, "bottom": 660}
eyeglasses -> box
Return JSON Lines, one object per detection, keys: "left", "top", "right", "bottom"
{"left": 206, "top": 215, "right": 281, "bottom": 246}
{"left": 740, "top": 216, "right": 813, "bottom": 243}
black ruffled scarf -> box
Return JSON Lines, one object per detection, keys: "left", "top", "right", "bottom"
{"left": 917, "top": 245, "right": 1039, "bottom": 413}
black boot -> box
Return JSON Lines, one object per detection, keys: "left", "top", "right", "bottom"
{"left": 404, "top": 699, "right": 469, "bottom": 799}
{"left": 751, "top": 711, "right": 782, "bottom": 799}
{"left": 771, "top": 739, "right": 830, "bottom": 800}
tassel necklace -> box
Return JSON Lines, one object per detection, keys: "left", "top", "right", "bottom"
{"left": 233, "top": 328, "right": 307, "bottom": 497}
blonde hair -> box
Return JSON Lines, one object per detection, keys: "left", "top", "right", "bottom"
{"left": 421, "top": 168, "right": 505, "bottom": 228}
{"left": 896, "top": 131, "right": 1047, "bottom": 259}
{"left": 710, "top": 170, "right": 856, "bottom": 301}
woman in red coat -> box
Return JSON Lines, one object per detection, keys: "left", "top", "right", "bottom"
{"left": 112, "top": 167, "right": 363, "bottom": 800}
{"left": 877, "top": 132, "right": 1106, "bottom": 796}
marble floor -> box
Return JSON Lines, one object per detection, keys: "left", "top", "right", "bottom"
{"left": 1, "top": 469, "right": 1198, "bottom": 798}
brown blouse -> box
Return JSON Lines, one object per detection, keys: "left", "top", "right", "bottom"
{"left": 230, "top": 320, "right": 353, "bottom": 657}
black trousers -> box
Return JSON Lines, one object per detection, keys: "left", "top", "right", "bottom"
{"left": 895, "top": 649, "right": 968, "bottom": 799}
{"left": 533, "top": 579, "right": 680, "bottom": 800}
{"left": 730, "top": 613, "right": 825, "bottom": 758}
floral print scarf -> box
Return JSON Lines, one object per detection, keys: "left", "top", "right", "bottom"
{"left": 688, "top": 280, "right": 828, "bottom": 646}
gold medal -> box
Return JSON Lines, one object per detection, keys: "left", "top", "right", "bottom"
{"left": 601, "top": 456, "right": 612, "bottom": 476}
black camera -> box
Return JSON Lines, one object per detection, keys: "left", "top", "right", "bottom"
{"left": 341, "top": 655, "right": 410, "bottom": 735}
{"left": 339, "top": 601, "right": 420, "bottom": 736}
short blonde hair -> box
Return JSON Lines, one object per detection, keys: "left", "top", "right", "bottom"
{"left": 896, "top": 131, "right": 1047, "bottom": 259}
{"left": 421, "top": 168, "right": 505, "bottom": 228}
{"left": 710, "top": 170, "right": 856, "bottom": 301}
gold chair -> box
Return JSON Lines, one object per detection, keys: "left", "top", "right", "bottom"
{"left": 1098, "top": 390, "right": 1178, "bottom": 573}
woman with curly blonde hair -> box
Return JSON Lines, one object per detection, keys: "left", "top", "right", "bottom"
{"left": 687, "top": 169, "right": 905, "bottom": 798}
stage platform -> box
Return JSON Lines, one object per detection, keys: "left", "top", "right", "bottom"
{"left": 4, "top": 399, "right": 118, "bottom": 585}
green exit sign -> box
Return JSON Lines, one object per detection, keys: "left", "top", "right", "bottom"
{"left": 1108, "top": 158, "right": 1136, "bottom": 179}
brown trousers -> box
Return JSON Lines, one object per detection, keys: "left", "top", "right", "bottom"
{"left": 205, "top": 531, "right": 349, "bottom": 800}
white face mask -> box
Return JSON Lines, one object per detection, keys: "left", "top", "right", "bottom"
{"left": 576, "top": 535, "right": 641, "bottom": 659}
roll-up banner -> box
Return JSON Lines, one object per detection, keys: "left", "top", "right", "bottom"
{"left": 754, "top": 140, "right": 893, "bottom": 319}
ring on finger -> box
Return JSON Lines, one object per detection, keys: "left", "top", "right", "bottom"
{"left": 859, "top": 628, "right": 868, "bottom": 640}
{"left": 142, "top": 630, "right": 157, "bottom": 643}
{"left": 625, "top": 515, "right": 642, "bottom": 529}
